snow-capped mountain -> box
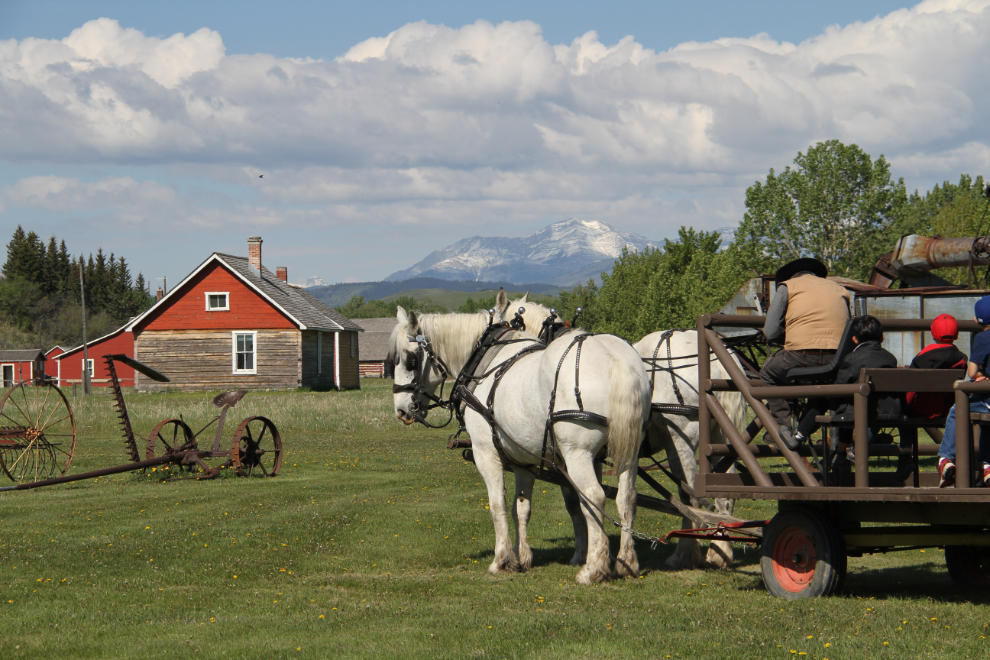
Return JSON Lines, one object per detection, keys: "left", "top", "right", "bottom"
{"left": 386, "top": 219, "right": 660, "bottom": 285}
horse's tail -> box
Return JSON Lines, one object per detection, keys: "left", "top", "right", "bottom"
{"left": 606, "top": 357, "right": 648, "bottom": 473}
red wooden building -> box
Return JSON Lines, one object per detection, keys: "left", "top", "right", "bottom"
{"left": 53, "top": 327, "right": 136, "bottom": 387}
{"left": 124, "top": 236, "right": 362, "bottom": 392}
{"left": 44, "top": 346, "right": 66, "bottom": 381}
{"left": 0, "top": 350, "right": 45, "bottom": 387}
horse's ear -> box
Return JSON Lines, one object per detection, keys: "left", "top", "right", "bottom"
{"left": 496, "top": 288, "right": 509, "bottom": 316}
{"left": 521, "top": 290, "right": 530, "bottom": 304}
{"left": 396, "top": 305, "right": 408, "bottom": 324}
{"left": 407, "top": 310, "right": 419, "bottom": 334}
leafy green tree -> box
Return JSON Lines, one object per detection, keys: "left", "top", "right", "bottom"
{"left": 735, "top": 140, "right": 907, "bottom": 280}
{"left": 591, "top": 246, "right": 665, "bottom": 338}
{"left": 457, "top": 294, "right": 497, "bottom": 313}
{"left": 336, "top": 294, "right": 448, "bottom": 319}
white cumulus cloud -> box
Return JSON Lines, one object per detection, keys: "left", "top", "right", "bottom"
{"left": 0, "top": 1, "right": 988, "bottom": 282}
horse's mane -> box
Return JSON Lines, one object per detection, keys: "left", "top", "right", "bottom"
{"left": 388, "top": 311, "right": 490, "bottom": 375}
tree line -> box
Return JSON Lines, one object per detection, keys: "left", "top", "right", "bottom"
{"left": 0, "top": 226, "right": 155, "bottom": 350}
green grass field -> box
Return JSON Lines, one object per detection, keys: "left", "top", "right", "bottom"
{"left": 2, "top": 382, "right": 989, "bottom": 659}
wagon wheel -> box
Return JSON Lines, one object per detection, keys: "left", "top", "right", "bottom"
{"left": 0, "top": 382, "right": 76, "bottom": 483}
{"left": 760, "top": 507, "right": 846, "bottom": 599}
{"left": 146, "top": 419, "right": 196, "bottom": 475}
{"left": 231, "top": 416, "right": 282, "bottom": 477}
{"left": 945, "top": 545, "right": 990, "bottom": 588}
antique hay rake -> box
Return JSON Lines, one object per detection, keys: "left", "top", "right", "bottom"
{"left": 0, "top": 354, "right": 282, "bottom": 491}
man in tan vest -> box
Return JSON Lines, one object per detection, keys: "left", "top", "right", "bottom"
{"left": 760, "top": 257, "right": 851, "bottom": 449}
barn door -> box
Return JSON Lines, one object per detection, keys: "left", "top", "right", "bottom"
{"left": 2, "top": 364, "right": 13, "bottom": 387}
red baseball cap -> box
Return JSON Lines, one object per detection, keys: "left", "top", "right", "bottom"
{"left": 930, "top": 314, "right": 959, "bottom": 342}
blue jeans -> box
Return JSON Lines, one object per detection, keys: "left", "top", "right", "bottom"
{"left": 939, "top": 400, "right": 990, "bottom": 465}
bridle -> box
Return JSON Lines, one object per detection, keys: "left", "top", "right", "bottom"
{"left": 392, "top": 334, "right": 455, "bottom": 428}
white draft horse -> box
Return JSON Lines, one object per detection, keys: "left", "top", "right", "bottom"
{"left": 508, "top": 295, "right": 748, "bottom": 570}
{"left": 390, "top": 294, "right": 651, "bottom": 584}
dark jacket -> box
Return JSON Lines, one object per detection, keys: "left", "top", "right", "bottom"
{"left": 832, "top": 340, "right": 902, "bottom": 418}
{"left": 906, "top": 343, "right": 967, "bottom": 419}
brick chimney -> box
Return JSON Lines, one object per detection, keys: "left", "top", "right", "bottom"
{"left": 156, "top": 287, "right": 164, "bottom": 301}
{"left": 247, "top": 236, "right": 262, "bottom": 276}
{"left": 276, "top": 267, "right": 287, "bottom": 282}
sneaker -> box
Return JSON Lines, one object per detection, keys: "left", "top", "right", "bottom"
{"left": 778, "top": 426, "right": 803, "bottom": 451}
{"left": 981, "top": 464, "right": 990, "bottom": 488}
{"left": 938, "top": 457, "right": 955, "bottom": 488}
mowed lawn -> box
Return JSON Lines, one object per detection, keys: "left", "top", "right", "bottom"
{"left": 2, "top": 381, "right": 989, "bottom": 659}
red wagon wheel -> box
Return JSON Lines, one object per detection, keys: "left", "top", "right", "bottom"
{"left": 0, "top": 382, "right": 76, "bottom": 483}
{"left": 760, "top": 507, "right": 846, "bottom": 599}
{"left": 231, "top": 416, "right": 282, "bottom": 477}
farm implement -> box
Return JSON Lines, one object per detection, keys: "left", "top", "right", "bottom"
{"left": 0, "top": 354, "right": 282, "bottom": 492}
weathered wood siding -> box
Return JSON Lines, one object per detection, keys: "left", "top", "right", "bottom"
{"left": 134, "top": 329, "right": 301, "bottom": 392}
{"left": 137, "top": 261, "right": 296, "bottom": 331}
{"left": 338, "top": 331, "right": 360, "bottom": 389}
{"left": 300, "top": 330, "right": 337, "bottom": 388}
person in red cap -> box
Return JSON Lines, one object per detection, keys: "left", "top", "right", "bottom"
{"left": 895, "top": 314, "right": 968, "bottom": 479}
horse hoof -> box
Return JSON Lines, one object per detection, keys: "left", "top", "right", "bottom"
{"left": 488, "top": 556, "right": 521, "bottom": 574}
{"left": 576, "top": 565, "right": 609, "bottom": 584}
{"left": 701, "top": 542, "right": 734, "bottom": 570}
{"left": 613, "top": 555, "right": 639, "bottom": 578}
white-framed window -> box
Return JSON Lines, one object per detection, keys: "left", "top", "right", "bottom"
{"left": 81, "top": 359, "right": 94, "bottom": 378}
{"left": 206, "top": 292, "right": 230, "bottom": 311}
{"left": 232, "top": 331, "right": 257, "bottom": 374}
{"left": 350, "top": 332, "right": 356, "bottom": 358}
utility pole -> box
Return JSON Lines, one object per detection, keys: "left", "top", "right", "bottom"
{"left": 79, "top": 263, "right": 91, "bottom": 396}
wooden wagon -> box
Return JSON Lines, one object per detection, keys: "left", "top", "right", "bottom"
{"left": 697, "top": 314, "right": 990, "bottom": 598}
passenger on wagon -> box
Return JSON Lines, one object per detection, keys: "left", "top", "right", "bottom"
{"left": 896, "top": 314, "right": 967, "bottom": 478}
{"left": 761, "top": 257, "right": 851, "bottom": 450}
{"left": 788, "top": 315, "right": 900, "bottom": 474}
{"left": 937, "top": 298, "right": 990, "bottom": 487}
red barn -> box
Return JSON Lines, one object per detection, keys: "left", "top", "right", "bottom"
{"left": 0, "top": 350, "right": 45, "bottom": 387}
{"left": 53, "top": 327, "right": 136, "bottom": 387}
{"left": 44, "top": 346, "right": 66, "bottom": 381}
{"left": 124, "top": 236, "right": 362, "bottom": 392}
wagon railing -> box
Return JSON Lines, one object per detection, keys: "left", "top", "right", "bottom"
{"left": 696, "top": 313, "right": 990, "bottom": 502}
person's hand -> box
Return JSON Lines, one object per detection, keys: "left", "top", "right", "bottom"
{"left": 975, "top": 375, "right": 987, "bottom": 382}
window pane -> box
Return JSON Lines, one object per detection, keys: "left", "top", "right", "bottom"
{"left": 238, "top": 335, "right": 245, "bottom": 352}
{"left": 244, "top": 353, "right": 253, "bottom": 370}
{"left": 244, "top": 335, "right": 253, "bottom": 352}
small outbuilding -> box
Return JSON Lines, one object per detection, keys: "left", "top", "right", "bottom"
{"left": 354, "top": 318, "right": 397, "bottom": 378}
{"left": 53, "top": 327, "right": 136, "bottom": 387}
{"left": 125, "top": 237, "right": 362, "bottom": 392}
{"left": 0, "top": 350, "right": 44, "bottom": 386}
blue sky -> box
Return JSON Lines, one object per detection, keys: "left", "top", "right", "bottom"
{"left": 1, "top": 1, "right": 987, "bottom": 286}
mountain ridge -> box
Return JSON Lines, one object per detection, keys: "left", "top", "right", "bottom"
{"left": 386, "top": 218, "right": 660, "bottom": 286}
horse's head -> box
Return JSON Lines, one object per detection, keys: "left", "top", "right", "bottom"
{"left": 390, "top": 306, "right": 449, "bottom": 425}
{"left": 506, "top": 291, "right": 555, "bottom": 333}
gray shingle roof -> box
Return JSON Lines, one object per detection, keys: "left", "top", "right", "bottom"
{"left": 354, "top": 318, "right": 399, "bottom": 362}
{"left": 214, "top": 254, "right": 363, "bottom": 332}
{"left": 0, "top": 350, "right": 44, "bottom": 362}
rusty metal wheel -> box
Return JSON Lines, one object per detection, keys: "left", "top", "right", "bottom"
{"left": 0, "top": 382, "right": 76, "bottom": 483}
{"left": 146, "top": 419, "right": 196, "bottom": 476}
{"left": 231, "top": 416, "right": 282, "bottom": 477}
